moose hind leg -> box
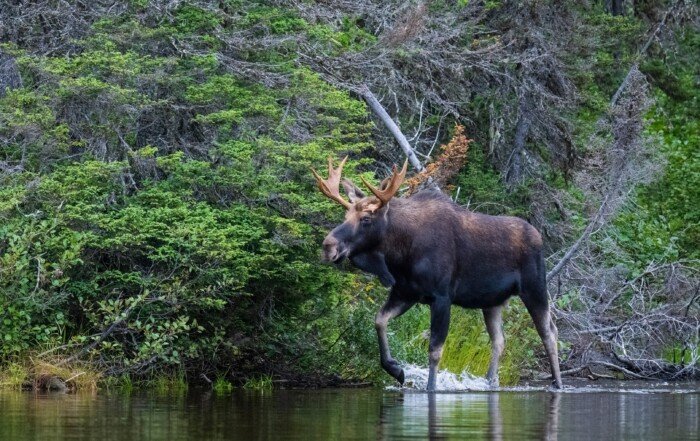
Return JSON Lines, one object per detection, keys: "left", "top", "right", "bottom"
{"left": 427, "top": 298, "right": 451, "bottom": 391}
{"left": 526, "top": 305, "right": 562, "bottom": 389}
{"left": 375, "top": 295, "right": 415, "bottom": 385}
{"left": 482, "top": 305, "right": 505, "bottom": 387}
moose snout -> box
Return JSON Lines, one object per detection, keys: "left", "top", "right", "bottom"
{"left": 322, "top": 235, "right": 345, "bottom": 263}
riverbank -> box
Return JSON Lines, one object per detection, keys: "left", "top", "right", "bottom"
{"left": 4, "top": 353, "right": 697, "bottom": 395}
{"left": 0, "top": 357, "right": 379, "bottom": 393}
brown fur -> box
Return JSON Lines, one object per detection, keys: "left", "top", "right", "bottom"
{"left": 320, "top": 177, "right": 561, "bottom": 390}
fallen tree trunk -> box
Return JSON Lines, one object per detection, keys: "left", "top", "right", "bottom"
{"left": 359, "top": 84, "right": 425, "bottom": 173}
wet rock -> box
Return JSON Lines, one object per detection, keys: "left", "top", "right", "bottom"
{"left": 47, "top": 376, "right": 67, "bottom": 391}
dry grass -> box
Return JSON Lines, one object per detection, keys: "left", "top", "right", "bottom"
{"left": 0, "top": 362, "right": 28, "bottom": 389}
{"left": 0, "top": 354, "right": 101, "bottom": 392}
{"left": 30, "top": 358, "right": 101, "bottom": 392}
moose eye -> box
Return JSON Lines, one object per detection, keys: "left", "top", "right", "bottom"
{"left": 360, "top": 216, "right": 372, "bottom": 226}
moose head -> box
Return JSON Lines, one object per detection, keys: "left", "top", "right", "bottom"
{"left": 312, "top": 156, "right": 407, "bottom": 265}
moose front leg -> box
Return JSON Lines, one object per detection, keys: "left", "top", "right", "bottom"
{"left": 427, "top": 298, "right": 451, "bottom": 391}
{"left": 375, "top": 294, "right": 415, "bottom": 385}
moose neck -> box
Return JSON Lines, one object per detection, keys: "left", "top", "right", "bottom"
{"left": 379, "top": 200, "right": 418, "bottom": 264}
{"left": 378, "top": 190, "right": 459, "bottom": 266}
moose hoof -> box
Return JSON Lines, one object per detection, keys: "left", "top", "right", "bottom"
{"left": 383, "top": 360, "right": 404, "bottom": 385}
{"left": 396, "top": 369, "right": 405, "bottom": 385}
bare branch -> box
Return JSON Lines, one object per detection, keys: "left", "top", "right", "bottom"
{"left": 360, "top": 84, "right": 425, "bottom": 173}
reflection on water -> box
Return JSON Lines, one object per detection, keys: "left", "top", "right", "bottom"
{"left": 379, "top": 391, "right": 562, "bottom": 440}
{"left": 0, "top": 383, "right": 698, "bottom": 440}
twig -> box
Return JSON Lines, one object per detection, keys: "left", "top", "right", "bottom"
{"left": 64, "top": 372, "right": 85, "bottom": 383}
{"left": 547, "top": 193, "right": 610, "bottom": 281}
{"left": 592, "top": 361, "right": 656, "bottom": 380}
{"left": 537, "top": 365, "right": 587, "bottom": 380}
{"left": 610, "top": 0, "right": 684, "bottom": 106}
{"left": 60, "top": 306, "right": 133, "bottom": 365}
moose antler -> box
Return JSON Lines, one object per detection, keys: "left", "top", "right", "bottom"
{"left": 311, "top": 156, "right": 352, "bottom": 210}
{"left": 361, "top": 159, "right": 408, "bottom": 207}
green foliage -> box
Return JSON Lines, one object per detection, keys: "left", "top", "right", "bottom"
{"left": 0, "top": 88, "right": 72, "bottom": 171}
{"left": 151, "top": 372, "right": 188, "bottom": 394}
{"left": 172, "top": 4, "right": 221, "bottom": 33}
{"left": 213, "top": 376, "right": 234, "bottom": 394}
{"left": 243, "top": 375, "right": 273, "bottom": 390}
{"left": 611, "top": 28, "right": 700, "bottom": 267}
{"left": 439, "top": 305, "right": 540, "bottom": 385}
{"left": 102, "top": 374, "right": 134, "bottom": 393}
{"left": 663, "top": 344, "right": 696, "bottom": 365}
{"left": 0, "top": 363, "right": 27, "bottom": 389}
{"left": 241, "top": 6, "right": 308, "bottom": 35}
{"left": 0, "top": 4, "right": 374, "bottom": 384}
{"left": 307, "top": 18, "right": 377, "bottom": 54}
{"left": 453, "top": 143, "right": 526, "bottom": 217}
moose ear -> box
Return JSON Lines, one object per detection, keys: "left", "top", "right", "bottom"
{"left": 342, "top": 178, "right": 365, "bottom": 203}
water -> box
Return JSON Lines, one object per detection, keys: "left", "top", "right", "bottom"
{"left": 0, "top": 381, "right": 697, "bottom": 440}
{"left": 399, "top": 364, "right": 492, "bottom": 390}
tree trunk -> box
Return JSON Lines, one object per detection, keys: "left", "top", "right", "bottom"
{"left": 506, "top": 101, "right": 531, "bottom": 186}
{"left": 360, "top": 85, "right": 425, "bottom": 173}
{"left": 611, "top": 0, "right": 624, "bottom": 16}
{"left": 0, "top": 51, "right": 22, "bottom": 97}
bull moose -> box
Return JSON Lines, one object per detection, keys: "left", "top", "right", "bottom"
{"left": 312, "top": 157, "right": 563, "bottom": 391}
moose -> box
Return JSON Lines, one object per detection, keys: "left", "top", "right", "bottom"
{"left": 313, "top": 157, "right": 563, "bottom": 391}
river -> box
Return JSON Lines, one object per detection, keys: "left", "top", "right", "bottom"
{"left": 0, "top": 380, "right": 698, "bottom": 440}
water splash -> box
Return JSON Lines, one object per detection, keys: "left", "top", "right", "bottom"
{"left": 391, "top": 364, "right": 492, "bottom": 391}
{"left": 389, "top": 365, "right": 700, "bottom": 394}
